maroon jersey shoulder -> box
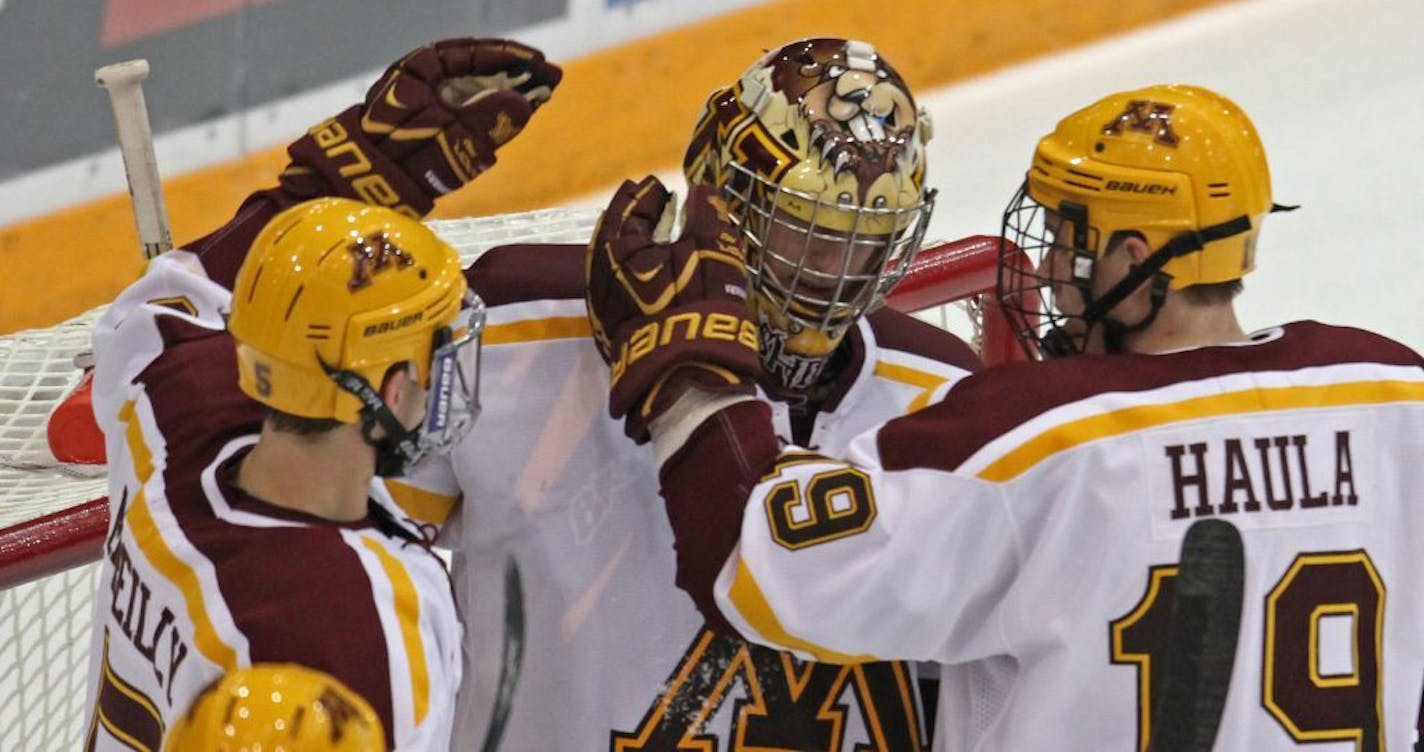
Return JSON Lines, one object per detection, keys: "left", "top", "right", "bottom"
{"left": 150, "top": 457, "right": 401, "bottom": 749}
{"left": 877, "top": 320, "right": 1422, "bottom": 473}
{"left": 188, "top": 190, "right": 295, "bottom": 291}
{"left": 135, "top": 315, "right": 263, "bottom": 469}
{"left": 865, "top": 307, "right": 983, "bottom": 372}
{"left": 136, "top": 438, "right": 416, "bottom": 749}
{"left": 464, "top": 243, "right": 586, "bottom": 306}
{"left": 1269, "top": 320, "right": 1422, "bottom": 368}
{"left": 183, "top": 506, "right": 397, "bottom": 747}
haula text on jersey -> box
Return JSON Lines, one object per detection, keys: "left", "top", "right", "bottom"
{"left": 1164, "top": 430, "right": 1358, "bottom": 520}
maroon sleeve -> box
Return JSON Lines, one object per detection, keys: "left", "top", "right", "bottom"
{"left": 659, "top": 400, "right": 781, "bottom": 634}
{"left": 186, "top": 123, "right": 392, "bottom": 290}
{"left": 137, "top": 317, "right": 263, "bottom": 469}
{"left": 181, "top": 191, "right": 288, "bottom": 293}
{"left": 866, "top": 308, "right": 984, "bottom": 373}
{"left": 463, "top": 243, "right": 585, "bottom": 305}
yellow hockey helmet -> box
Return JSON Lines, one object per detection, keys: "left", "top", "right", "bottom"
{"left": 163, "top": 664, "right": 384, "bottom": 751}
{"left": 1027, "top": 84, "right": 1272, "bottom": 286}
{"left": 1000, "top": 84, "right": 1286, "bottom": 357}
{"left": 229, "top": 197, "right": 467, "bottom": 423}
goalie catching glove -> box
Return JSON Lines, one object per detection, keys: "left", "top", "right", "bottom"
{"left": 585, "top": 176, "right": 762, "bottom": 441}
{"left": 282, "top": 38, "right": 562, "bottom": 216}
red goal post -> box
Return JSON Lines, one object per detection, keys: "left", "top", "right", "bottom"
{"left": 0, "top": 207, "right": 1028, "bottom": 750}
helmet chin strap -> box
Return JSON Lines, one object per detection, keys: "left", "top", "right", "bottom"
{"left": 1096, "top": 273, "right": 1172, "bottom": 355}
{"left": 1050, "top": 213, "right": 1255, "bottom": 357}
{"left": 319, "top": 359, "right": 423, "bottom": 478}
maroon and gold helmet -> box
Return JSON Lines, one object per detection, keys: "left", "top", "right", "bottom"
{"left": 684, "top": 38, "right": 935, "bottom": 390}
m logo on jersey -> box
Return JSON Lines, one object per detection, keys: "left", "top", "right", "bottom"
{"left": 348, "top": 232, "right": 414, "bottom": 291}
{"left": 611, "top": 628, "right": 923, "bottom": 751}
{"left": 1102, "top": 100, "right": 1180, "bottom": 147}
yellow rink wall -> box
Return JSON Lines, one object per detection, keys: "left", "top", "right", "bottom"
{"left": 0, "top": 0, "right": 1233, "bottom": 334}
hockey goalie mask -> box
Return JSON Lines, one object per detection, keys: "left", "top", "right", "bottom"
{"left": 684, "top": 38, "right": 935, "bottom": 390}
{"left": 230, "top": 198, "right": 483, "bottom": 475}
{"left": 1000, "top": 84, "right": 1281, "bottom": 358}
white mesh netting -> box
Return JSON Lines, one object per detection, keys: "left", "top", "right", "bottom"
{"left": 0, "top": 308, "right": 109, "bottom": 530}
{"left": 0, "top": 565, "right": 99, "bottom": 749}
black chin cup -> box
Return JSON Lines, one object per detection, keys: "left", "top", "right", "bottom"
{"left": 1038, "top": 327, "right": 1077, "bottom": 359}
{"left": 318, "top": 359, "right": 424, "bottom": 478}
{"left": 361, "top": 418, "right": 421, "bottom": 479}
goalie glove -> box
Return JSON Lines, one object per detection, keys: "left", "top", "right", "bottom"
{"left": 282, "top": 38, "right": 562, "bottom": 216}
{"left": 585, "top": 176, "right": 762, "bottom": 441}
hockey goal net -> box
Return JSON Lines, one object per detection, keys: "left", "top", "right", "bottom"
{"left": 0, "top": 207, "right": 1024, "bottom": 750}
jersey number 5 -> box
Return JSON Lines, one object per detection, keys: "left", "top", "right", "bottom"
{"left": 1111, "top": 549, "right": 1385, "bottom": 751}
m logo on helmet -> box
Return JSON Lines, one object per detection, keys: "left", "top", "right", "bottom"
{"left": 1102, "top": 100, "right": 1180, "bottom": 147}
{"left": 348, "top": 232, "right": 414, "bottom": 291}
{"left": 315, "top": 685, "right": 373, "bottom": 742}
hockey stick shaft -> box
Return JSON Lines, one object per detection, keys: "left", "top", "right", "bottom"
{"left": 95, "top": 59, "right": 172, "bottom": 260}
{"left": 1148, "top": 518, "right": 1245, "bottom": 752}
{"left": 481, "top": 555, "right": 525, "bottom": 752}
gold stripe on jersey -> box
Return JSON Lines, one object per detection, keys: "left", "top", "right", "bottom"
{"left": 92, "top": 633, "right": 164, "bottom": 752}
{"left": 384, "top": 480, "right": 458, "bottom": 526}
{"left": 145, "top": 295, "right": 197, "bottom": 317}
{"left": 119, "top": 400, "right": 239, "bottom": 672}
{"left": 484, "top": 316, "right": 590, "bottom": 345}
{"left": 979, "top": 379, "right": 1424, "bottom": 482}
{"left": 120, "top": 400, "right": 155, "bottom": 481}
{"left": 872, "top": 360, "right": 949, "bottom": 413}
{"left": 726, "top": 557, "right": 877, "bottom": 665}
{"left": 360, "top": 536, "right": 432, "bottom": 725}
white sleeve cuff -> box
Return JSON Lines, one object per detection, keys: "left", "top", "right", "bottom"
{"left": 649, "top": 388, "right": 756, "bottom": 469}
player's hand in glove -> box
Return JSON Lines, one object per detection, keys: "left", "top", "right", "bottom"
{"left": 282, "top": 38, "right": 562, "bottom": 216}
{"left": 585, "top": 176, "right": 762, "bottom": 441}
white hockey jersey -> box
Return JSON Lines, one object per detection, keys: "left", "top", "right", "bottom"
{"left": 389, "top": 243, "right": 982, "bottom": 750}
{"left": 658, "top": 322, "right": 1424, "bottom": 750}
{"left": 85, "top": 248, "right": 462, "bottom": 751}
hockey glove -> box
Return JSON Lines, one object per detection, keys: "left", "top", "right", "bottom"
{"left": 282, "top": 38, "right": 562, "bottom": 216}
{"left": 586, "top": 176, "right": 762, "bottom": 441}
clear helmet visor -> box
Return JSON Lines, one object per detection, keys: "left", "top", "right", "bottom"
{"left": 418, "top": 291, "right": 484, "bottom": 457}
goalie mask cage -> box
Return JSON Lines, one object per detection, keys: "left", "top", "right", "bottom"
{"left": 0, "top": 207, "right": 1026, "bottom": 750}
